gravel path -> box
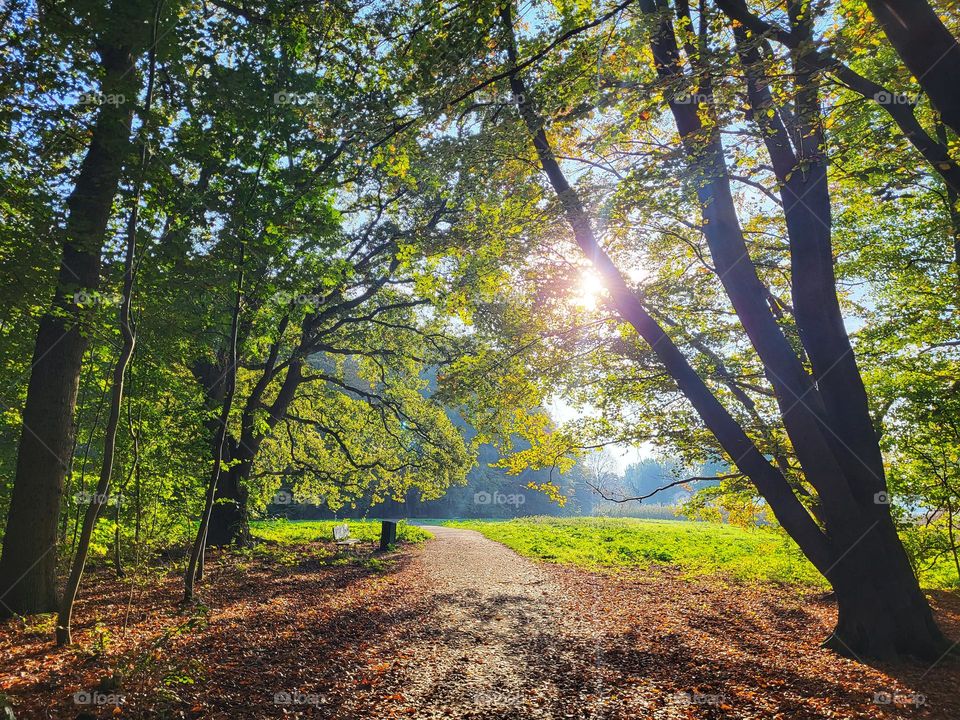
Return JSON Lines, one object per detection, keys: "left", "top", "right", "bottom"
{"left": 386, "top": 525, "right": 582, "bottom": 717}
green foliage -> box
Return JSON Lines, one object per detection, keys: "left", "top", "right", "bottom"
{"left": 386, "top": 0, "right": 960, "bottom": 588}
{"left": 1, "top": 0, "right": 508, "bottom": 568}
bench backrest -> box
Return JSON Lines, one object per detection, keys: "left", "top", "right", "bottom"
{"left": 332, "top": 523, "right": 350, "bottom": 541}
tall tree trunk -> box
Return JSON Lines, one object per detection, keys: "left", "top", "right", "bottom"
{"left": 498, "top": 2, "right": 833, "bottom": 575}
{"left": 0, "top": 28, "right": 139, "bottom": 618}
{"left": 653, "top": 0, "right": 944, "bottom": 660}
{"left": 727, "top": 7, "right": 949, "bottom": 659}
{"left": 824, "top": 528, "right": 947, "bottom": 658}
{"left": 54, "top": 10, "right": 158, "bottom": 641}
{"left": 183, "top": 247, "right": 244, "bottom": 603}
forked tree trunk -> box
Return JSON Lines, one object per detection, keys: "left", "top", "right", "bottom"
{"left": 203, "top": 346, "right": 306, "bottom": 547}
{"left": 723, "top": 5, "right": 949, "bottom": 659}
{"left": 0, "top": 33, "right": 139, "bottom": 618}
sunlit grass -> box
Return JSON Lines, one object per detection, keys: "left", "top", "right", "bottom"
{"left": 251, "top": 519, "right": 431, "bottom": 545}
{"left": 447, "top": 516, "right": 827, "bottom": 586}
{"left": 447, "top": 517, "right": 960, "bottom": 589}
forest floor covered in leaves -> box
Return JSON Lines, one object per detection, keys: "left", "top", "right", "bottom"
{"left": 1, "top": 526, "right": 959, "bottom": 719}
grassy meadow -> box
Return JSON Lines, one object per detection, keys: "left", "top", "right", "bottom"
{"left": 446, "top": 517, "right": 960, "bottom": 589}
{"left": 246, "top": 516, "right": 957, "bottom": 589}
{"left": 447, "top": 517, "right": 828, "bottom": 586}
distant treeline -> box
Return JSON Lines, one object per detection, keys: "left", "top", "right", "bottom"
{"left": 265, "top": 450, "right": 723, "bottom": 521}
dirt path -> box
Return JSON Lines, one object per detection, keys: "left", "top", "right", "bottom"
{"left": 378, "top": 525, "right": 581, "bottom": 716}
{"left": 328, "top": 525, "right": 643, "bottom": 719}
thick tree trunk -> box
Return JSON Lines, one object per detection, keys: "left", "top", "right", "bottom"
{"left": 499, "top": 2, "right": 832, "bottom": 575}
{"left": 646, "top": 2, "right": 947, "bottom": 660}
{"left": 0, "top": 40, "right": 136, "bottom": 618}
{"left": 826, "top": 516, "right": 946, "bottom": 659}
{"left": 730, "top": 23, "right": 884, "bottom": 504}
{"left": 0, "top": 317, "right": 88, "bottom": 615}
{"left": 866, "top": 0, "right": 960, "bottom": 139}
{"left": 206, "top": 461, "right": 252, "bottom": 547}
{"left": 640, "top": 5, "right": 863, "bottom": 523}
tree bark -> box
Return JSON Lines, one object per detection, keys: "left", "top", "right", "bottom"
{"left": 649, "top": 0, "right": 946, "bottom": 660}
{"left": 205, "top": 457, "right": 252, "bottom": 547}
{"left": 725, "top": 7, "right": 948, "bottom": 658}
{"left": 197, "top": 305, "right": 313, "bottom": 546}
{"left": 824, "top": 528, "right": 948, "bottom": 659}
{"left": 729, "top": 19, "right": 888, "bottom": 518}
{"left": 205, "top": 354, "right": 307, "bottom": 546}
{"left": 866, "top": 0, "right": 960, "bottom": 139}
{"left": 0, "top": 28, "right": 139, "bottom": 618}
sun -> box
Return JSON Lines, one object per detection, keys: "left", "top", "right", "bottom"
{"left": 572, "top": 268, "right": 606, "bottom": 311}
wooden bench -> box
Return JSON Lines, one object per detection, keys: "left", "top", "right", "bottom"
{"left": 333, "top": 523, "right": 361, "bottom": 550}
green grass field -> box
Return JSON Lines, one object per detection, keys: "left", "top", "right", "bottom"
{"left": 251, "top": 519, "right": 431, "bottom": 545}
{"left": 250, "top": 517, "right": 957, "bottom": 589}
{"left": 447, "top": 517, "right": 828, "bottom": 586}
{"left": 447, "top": 517, "right": 960, "bottom": 589}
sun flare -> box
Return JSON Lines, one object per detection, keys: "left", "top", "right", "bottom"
{"left": 572, "top": 268, "right": 607, "bottom": 311}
